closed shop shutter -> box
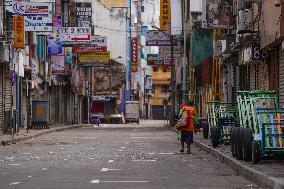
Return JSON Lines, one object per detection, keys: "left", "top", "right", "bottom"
{"left": 250, "top": 64, "right": 256, "bottom": 90}
{"left": 268, "top": 49, "right": 279, "bottom": 95}
{"left": 257, "top": 61, "right": 269, "bottom": 90}
{"left": 4, "top": 68, "right": 12, "bottom": 112}
{"left": 0, "top": 64, "right": 4, "bottom": 131}
{"left": 279, "top": 48, "right": 284, "bottom": 106}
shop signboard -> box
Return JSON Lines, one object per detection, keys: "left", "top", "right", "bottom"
{"left": 78, "top": 51, "right": 110, "bottom": 64}
{"left": 62, "top": 27, "right": 91, "bottom": 45}
{"left": 13, "top": 16, "right": 25, "bottom": 49}
{"left": 147, "top": 54, "right": 164, "bottom": 65}
{"left": 159, "top": 46, "right": 183, "bottom": 54}
{"left": 171, "top": 0, "right": 182, "bottom": 35}
{"left": 65, "top": 47, "right": 72, "bottom": 65}
{"left": 5, "top": 1, "right": 52, "bottom": 15}
{"left": 160, "top": 0, "right": 170, "bottom": 32}
{"left": 132, "top": 38, "right": 137, "bottom": 63}
{"left": 24, "top": 15, "right": 52, "bottom": 31}
{"left": 146, "top": 30, "right": 179, "bottom": 46}
{"left": 76, "top": 3, "right": 92, "bottom": 27}
{"left": 48, "top": 16, "right": 62, "bottom": 55}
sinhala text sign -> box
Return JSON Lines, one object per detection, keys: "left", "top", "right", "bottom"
{"left": 5, "top": 1, "right": 52, "bottom": 15}
{"left": 25, "top": 16, "right": 53, "bottom": 31}
{"left": 78, "top": 51, "right": 110, "bottom": 64}
{"left": 73, "top": 36, "right": 107, "bottom": 52}
{"left": 62, "top": 27, "right": 91, "bottom": 45}
{"left": 147, "top": 54, "right": 164, "bottom": 65}
{"left": 146, "top": 30, "right": 178, "bottom": 46}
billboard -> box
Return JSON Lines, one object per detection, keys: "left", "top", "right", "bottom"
{"left": 25, "top": 16, "right": 52, "bottom": 32}
{"left": 171, "top": 0, "right": 182, "bottom": 35}
{"left": 76, "top": 3, "right": 92, "bottom": 27}
{"left": 48, "top": 16, "right": 62, "bottom": 55}
{"left": 202, "top": 0, "right": 233, "bottom": 29}
{"left": 62, "top": 27, "right": 91, "bottom": 45}
{"left": 5, "top": 1, "right": 52, "bottom": 15}
{"left": 13, "top": 16, "right": 25, "bottom": 49}
{"left": 160, "top": 0, "right": 171, "bottom": 32}
{"left": 159, "top": 46, "right": 183, "bottom": 54}
{"left": 146, "top": 30, "right": 178, "bottom": 46}
{"left": 147, "top": 54, "right": 164, "bottom": 65}
{"left": 78, "top": 51, "right": 110, "bottom": 64}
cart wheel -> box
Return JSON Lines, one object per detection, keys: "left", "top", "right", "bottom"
{"left": 231, "top": 127, "right": 235, "bottom": 156}
{"left": 237, "top": 127, "right": 244, "bottom": 160}
{"left": 203, "top": 122, "right": 209, "bottom": 139}
{"left": 252, "top": 141, "right": 260, "bottom": 164}
{"left": 244, "top": 128, "right": 252, "bottom": 162}
{"left": 210, "top": 126, "right": 219, "bottom": 148}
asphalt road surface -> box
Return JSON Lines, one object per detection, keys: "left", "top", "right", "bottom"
{"left": 0, "top": 120, "right": 263, "bottom": 189}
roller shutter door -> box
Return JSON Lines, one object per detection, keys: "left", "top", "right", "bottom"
{"left": 279, "top": 48, "right": 284, "bottom": 107}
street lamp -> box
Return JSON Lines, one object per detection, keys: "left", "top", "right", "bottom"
{"left": 151, "top": 25, "right": 175, "bottom": 126}
{"left": 109, "top": 56, "right": 122, "bottom": 96}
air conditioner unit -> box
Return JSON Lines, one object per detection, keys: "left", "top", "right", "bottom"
{"left": 237, "top": 9, "right": 252, "bottom": 32}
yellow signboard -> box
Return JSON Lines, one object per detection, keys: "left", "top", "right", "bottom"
{"left": 78, "top": 51, "right": 110, "bottom": 63}
{"left": 160, "top": 0, "right": 171, "bottom": 32}
{"left": 13, "top": 16, "right": 25, "bottom": 49}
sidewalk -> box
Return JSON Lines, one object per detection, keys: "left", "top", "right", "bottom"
{"left": 0, "top": 124, "right": 82, "bottom": 146}
{"left": 167, "top": 125, "right": 284, "bottom": 189}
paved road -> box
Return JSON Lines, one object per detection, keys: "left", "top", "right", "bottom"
{"left": 0, "top": 120, "right": 263, "bottom": 189}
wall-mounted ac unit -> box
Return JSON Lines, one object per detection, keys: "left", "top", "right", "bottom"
{"left": 237, "top": 9, "right": 252, "bottom": 32}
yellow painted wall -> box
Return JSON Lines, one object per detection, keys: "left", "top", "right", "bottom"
{"left": 152, "top": 66, "right": 171, "bottom": 106}
{"left": 99, "top": 0, "right": 126, "bottom": 8}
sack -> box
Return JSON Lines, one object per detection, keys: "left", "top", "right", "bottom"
{"left": 176, "top": 111, "right": 188, "bottom": 129}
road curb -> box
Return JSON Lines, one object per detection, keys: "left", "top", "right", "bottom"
{"left": 166, "top": 125, "right": 284, "bottom": 189}
{"left": 1, "top": 125, "right": 81, "bottom": 146}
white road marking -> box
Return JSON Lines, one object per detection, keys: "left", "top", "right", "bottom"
{"left": 35, "top": 157, "right": 40, "bottom": 159}
{"left": 108, "top": 160, "right": 114, "bottom": 163}
{"left": 121, "top": 147, "right": 125, "bottom": 149}
{"left": 158, "top": 153, "right": 174, "bottom": 155}
{"left": 9, "top": 164, "right": 20, "bottom": 166}
{"left": 89, "top": 158, "right": 94, "bottom": 160}
{"left": 119, "top": 150, "right": 123, "bottom": 152}
{"left": 101, "top": 168, "right": 122, "bottom": 172}
{"left": 28, "top": 175, "right": 33, "bottom": 178}
{"left": 131, "top": 160, "right": 156, "bottom": 162}
{"left": 9, "top": 182, "right": 22, "bottom": 185}
{"left": 91, "top": 179, "right": 148, "bottom": 184}
{"left": 148, "top": 153, "right": 156, "bottom": 155}
{"left": 41, "top": 168, "right": 48, "bottom": 171}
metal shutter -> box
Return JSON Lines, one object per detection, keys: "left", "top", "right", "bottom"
{"left": 279, "top": 49, "right": 284, "bottom": 107}
{"left": 257, "top": 61, "right": 269, "bottom": 90}
{"left": 250, "top": 64, "right": 256, "bottom": 90}
{"left": 0, "top": 64, "right": 3, "bottom": 131}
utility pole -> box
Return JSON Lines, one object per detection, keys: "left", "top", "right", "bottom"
{"left": 182, "top": 0, "right": 187, "bottom": 101}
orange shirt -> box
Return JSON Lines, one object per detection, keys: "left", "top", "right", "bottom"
{"left": 181, "top": 106, "right": 196, "bottom": 132}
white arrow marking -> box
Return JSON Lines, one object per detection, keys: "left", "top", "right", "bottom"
{"left": 101, "top": 168, "right": 122, "bottom": 172}
{"left": 9, "top": 182, "right": 22, "bottom": 185}
{"left": 90, "top": 180, "right": 148, "bottom": 184}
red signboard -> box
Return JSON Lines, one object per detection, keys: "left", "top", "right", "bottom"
{"left": 73, "top": 46, "right": 107, "bottom": 53}
{"left": 131, "top": 38, "right": 138, "bottom": 64}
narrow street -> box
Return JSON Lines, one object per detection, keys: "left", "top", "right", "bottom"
{"left": 0, "top": 121, "right": 261, "bottom": 189}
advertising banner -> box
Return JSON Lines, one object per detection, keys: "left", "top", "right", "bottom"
{"left": 159, "top": 46, "right": 183, "bottom": 54}
{"left": 147, "top": 54, "right": 164, "bottom": 65}
{"left": 65, "top": 47, "right": 72, "bottom": 65}
{"left": 62, "top": 27, "right": 91, "bottom": 45}
{"left": 76, "top": 3, "right": 92, "bottom": 27}
{"left": 171, "top": 0, "right": 182, "bottom": 35}
{"left": 160, "top": 0, "right": 171, "bottom": 32}
{"left": 131, "top": 38, "right": 137, "bottom": 64}
{"left": 5, "top": 1, "right": 52, "bottom": 15}
{"left": 202, "top": 0, "right": 233, "bottom": 29}
{"left": 51, "top": 55, "right": 65, "bottom": 75}
{"left": 78, "top": 51, "right": 110, "bottom": 64}
{"left": 48, "top": 16, "right": 62, "bottom": 55}
{"left": 25, "top": 16, "right": 53, "bottom": 31}
{"left": 13, "top": 16, "right": 25, "bottom": 49}
{"left": 73, "top": 36, "right": 107, "bottom": 52}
